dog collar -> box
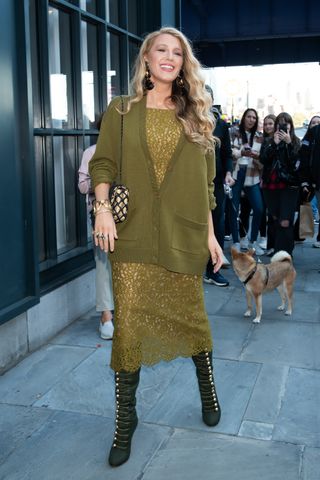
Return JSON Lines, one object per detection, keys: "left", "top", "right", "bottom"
{"left": 243, "top": 264, "right": 257, "bottom": 285}
{"left": 243, "top": 263, "right": 270, "bottom": 286}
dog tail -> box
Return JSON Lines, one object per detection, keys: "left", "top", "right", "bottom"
{"left": 270, "top": 250, "right": 292, "bottom": 263}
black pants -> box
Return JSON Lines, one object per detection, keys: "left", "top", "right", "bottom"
{"left": 263, "top": 187, "right": 299, "bottom": 255}
{"left": 206, "top": 182, "right": 225, "bottom": 275}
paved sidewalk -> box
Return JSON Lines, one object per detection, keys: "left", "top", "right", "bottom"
{"left": 1, "top": 239, "right": 320, "bottom": 480}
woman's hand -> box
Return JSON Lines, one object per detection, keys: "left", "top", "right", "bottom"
{"left": 93, "top": 184, "right": 118, "bottom": 252}
{"left": 94, "top": 211, "right": 118, "bottom": 252}
{"left": 274, "top": 131, "right": 281, "bottom": 144}
{"left": 208, "top": 211, "right": 223, "bottom": 272}
{"left": 225, "top": 171, "right": 235, "bottom": 186}
{"left": 208, "top": 234, "right": 223, "bottom": 272}
{"left": 250, "top": 150, "right": 260, "bottom": 160}
{"left": 241, "top": 144, "right": 252, "bottom": 156}
{"left": 278, "top": 130, "right": 291, "bottom": 144}
{"left": 275, "top": 130, "right": 291, "bottom": 144}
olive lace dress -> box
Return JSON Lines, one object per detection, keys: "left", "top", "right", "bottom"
{"left": 111, "top": 108, "right": 212, "bottom": 372}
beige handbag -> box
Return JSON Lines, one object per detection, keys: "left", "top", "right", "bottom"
{"left": 299, "top": 202, "right": 314, "bottom": 238}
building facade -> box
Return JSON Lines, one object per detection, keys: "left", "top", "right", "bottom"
{"left": 0, "top": 0, "right": 180, "bottom": 373}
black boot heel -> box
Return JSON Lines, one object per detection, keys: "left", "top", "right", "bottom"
{"left": 108, "top": 369, "right": 140, "bottom": 467}
{"left": 192, "top": 351, "right": 221, "bottom": 426}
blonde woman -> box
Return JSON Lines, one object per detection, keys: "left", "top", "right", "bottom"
{"left": 89, "top": 27, "right": 223, "bottom": 467}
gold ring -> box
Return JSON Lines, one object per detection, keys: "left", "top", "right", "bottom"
{"left": 100, "top": 233, "right": 106, "bottom": 240}
{"left": 95, "top": 232, "right": 101, "bottom": 238}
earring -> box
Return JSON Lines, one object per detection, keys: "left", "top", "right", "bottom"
{"left": 176, "top": 70, "right": 184, "bottom": 89}
{"left": 143, "top": 63, "right": 154, "bottom": 90}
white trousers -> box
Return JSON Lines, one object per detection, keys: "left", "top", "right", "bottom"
{"left": 94, "top": 245, "right": 114, "bottom": 312}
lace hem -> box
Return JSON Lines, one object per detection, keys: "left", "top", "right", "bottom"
{"left": 110, "top": 340, "right": 213, "bottom": 372}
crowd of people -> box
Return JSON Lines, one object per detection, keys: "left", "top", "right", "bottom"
{"left": 76, "top": 25, "right": 320, "bottom": 469}
{"left": 204, "top": 107, "right": 320, "bottom": 288}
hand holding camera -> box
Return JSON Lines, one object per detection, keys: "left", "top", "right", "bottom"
{"left": 241, "top": 144, "right": 252, "bottom": 156}
{"left": 224, "top": 183, "right": 233, "bottom": 199}
{"left": 275, "top": 123, "right": 291, "bottom": 144}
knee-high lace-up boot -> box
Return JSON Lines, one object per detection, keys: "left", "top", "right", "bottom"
{"left": 192, "top": 350, "right": 221, "bottom": 426}
{"left": 108, "top": 369, "right": 140, "bottom": 467}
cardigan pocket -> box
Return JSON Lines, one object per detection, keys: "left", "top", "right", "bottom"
{"left": 116, "top": 207, "right": 139, "bottom": 241}
{"left": 172, "top": 213, "right": 207, "bottom": 255}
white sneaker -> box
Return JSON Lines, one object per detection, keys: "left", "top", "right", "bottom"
{"left": 258, "top": 237, "right": 267, "bottom": 249}
{"left": 222, "top": 253, "right": 230, "bottom": 266}
{"left": 248, "top": 241, "right": 264, "bottom": 256}
{"left": 99, "top": 320, "right": 114, "bottom": 340}
{"left": 313, "top": 241, "right": 320, "bottom": 248}
{"left": 265, "top": 248, "right": 275, "bottom": 256}
{"left": 240, "top": 236, "right": 249, "bottom": 250}
{"left": 232, "top": 242, "right": 241, "bottom": 252}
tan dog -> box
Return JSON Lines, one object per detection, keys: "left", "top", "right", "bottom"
{"left": 231, "top": 248, "right": 296, "bottom": 323}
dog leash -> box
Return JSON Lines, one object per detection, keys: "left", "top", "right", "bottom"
{"left": 228, "top": 196, "right": 249, "bottom": 238}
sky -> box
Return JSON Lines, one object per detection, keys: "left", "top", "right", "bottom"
{"left": 203, "top": 62, "right": 320, "bottom": 126}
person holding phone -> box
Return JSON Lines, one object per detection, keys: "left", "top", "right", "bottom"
{"left": 260, "top": 112, "right": 301, "bottom": 255}
{"left": 229, "top": 108, "right": 264, "bottom": 254}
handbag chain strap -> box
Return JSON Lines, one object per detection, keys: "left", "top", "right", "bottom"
{"left": 119, "top": 95, "right": 124, "bottom": 182}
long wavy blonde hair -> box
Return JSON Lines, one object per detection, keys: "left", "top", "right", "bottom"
{"left": 125, "top": 27, "right": 214, "bottom": 152}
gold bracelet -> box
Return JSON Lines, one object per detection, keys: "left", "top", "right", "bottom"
{"left": 93, "top": 199, "right": 112, "bottom": 215}
{"left": 95, "top": 208, "right": 113, "bottom": 217}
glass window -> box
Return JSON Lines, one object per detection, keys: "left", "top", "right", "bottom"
{"left": 107, "top": 32, "right": 121, "bottom": 101}
{"left": 129, "top": 39, "right": 140, "bottom": 78}
{"left": 79, "top": 0, "right": 97, "bottom": 15}
{"left": 34, "top": 136, "right": 46, "bottom": 262}
{"left": 128, "top": 0, "right": 139, "bottom": 35}
{"left": 106, "top": 0, "right": 125, "bottom": 27}
{"left": 30, "top": 0, "right": 42, "bottom": 128}
{"left": 48, "top": 7, "right": 74, "bottom": 129}
{"left": 53, "top": 136, "right": 78, "bottom": 254}
{"left": 81, "top": 21, "right": 99, "bottom": 129}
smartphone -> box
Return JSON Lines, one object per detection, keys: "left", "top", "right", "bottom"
{"left": 279, "top": 123, "right": 288, "bottom": 133}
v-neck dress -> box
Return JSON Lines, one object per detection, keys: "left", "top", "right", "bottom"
{"left": 110, "top": 108, "right": 212, "bottom": 372}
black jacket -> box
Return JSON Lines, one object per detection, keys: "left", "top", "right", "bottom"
{"left": 299, "top": 124, "right": 320, "bottom": 189}
{"left": 260, "top": 138, "right": 301, "bottom": 187}
{"left": 213, "top": 117, "right": 233, "bottom": 184}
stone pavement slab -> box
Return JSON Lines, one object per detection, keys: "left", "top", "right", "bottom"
{"left": 273, "top": 367, "right": 320, "bottom": 447}
{"left": 141, "top": 429, "right": 302, "bottom": 480}
{"left": 240, "top": 321, "right": 320, "bottom": 369}
{"left": 145, "top": 358, "right": 260, "bottom": 435}
{"left": 51, "top": 311, "right": 109, "bottom": 348}
{"left": 0, "top": 410, "right": 171, "bottom": 480}
{"left": 243, "top": 364, "right": 289, "bottom": 423}
{"left": 303, "top": 447, "right": 320, "bottom": 480}
{"left": 0, "top": 344, "right": 94, "bottom": 406}
{"left": 1, "top": 239, "right": 320, "bottom": 479}
{"left": 204, "top": 285, "right": 234, "bottom": 314}
{"left": 0, "top": 404, "right": 53, "bottom": 464}
{"left": 208, "top": 314, "right": 253, "bottom": 360}
{"left": 32, "top": 349, "right": 184, "bottom": 421}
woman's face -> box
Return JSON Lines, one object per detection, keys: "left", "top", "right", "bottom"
{"left": 144, "top": 34, "right": 183, "bottom": 86}
{"left": 244, "top": 110, "right": 257, "bottom": 131}
{"left": 263, "top": 118, "right": 275, "bottom": 136}
{"left": 310, "top": 116, "right": 320, "bottom": 128}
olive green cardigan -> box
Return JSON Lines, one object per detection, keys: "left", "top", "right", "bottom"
{"left": 89, "top": 96, "right": 216, "bottom": 275}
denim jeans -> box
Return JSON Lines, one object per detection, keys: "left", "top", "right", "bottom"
{"left": 229, "top": 166, "right": 263, "bottom": 244}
